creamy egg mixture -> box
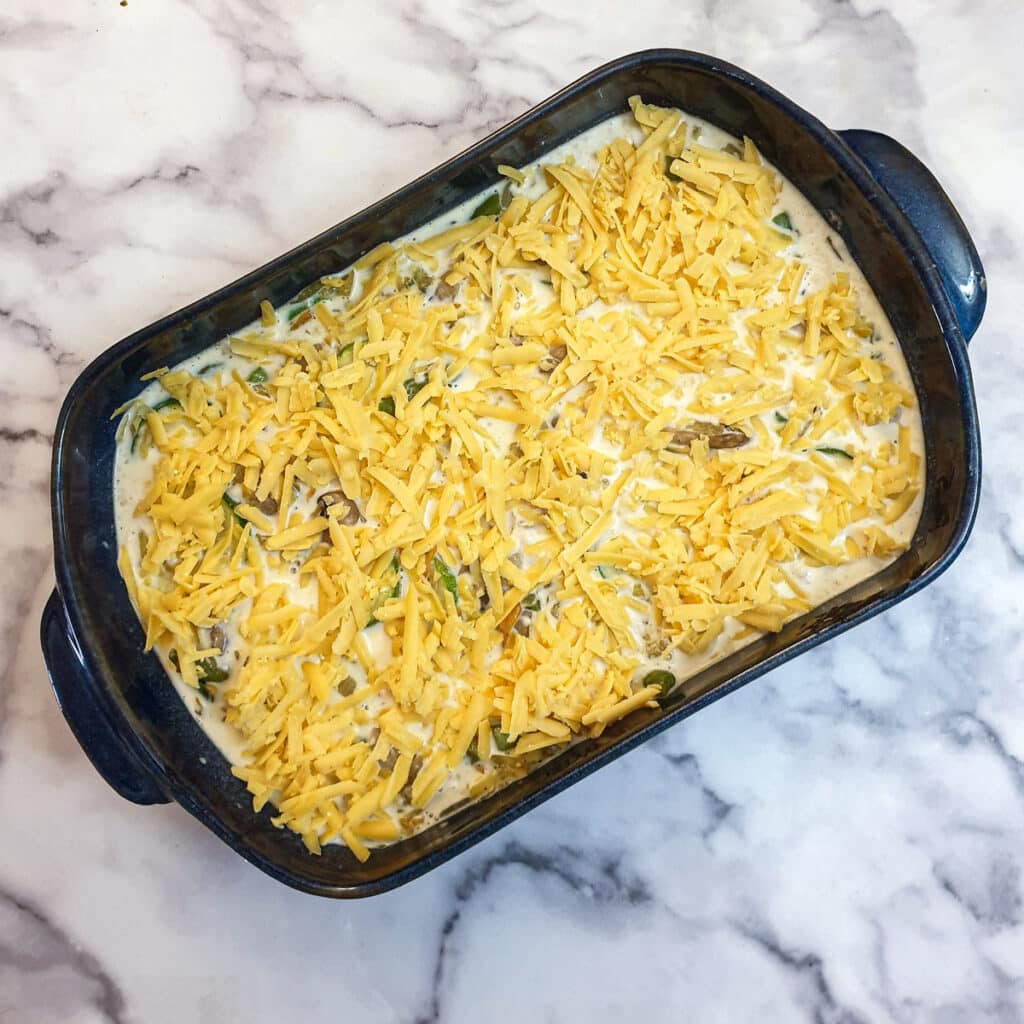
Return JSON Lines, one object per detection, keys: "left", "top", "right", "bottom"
{"left": 114, "top": 97, "right": 923, "bottom": 859}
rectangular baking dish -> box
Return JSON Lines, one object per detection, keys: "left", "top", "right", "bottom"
{"left": 43, "top": 49, "right": 984, "bottom": 897}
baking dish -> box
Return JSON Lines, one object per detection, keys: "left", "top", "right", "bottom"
{"left": 43, "top": 49, "right": 985, "bottom": 897}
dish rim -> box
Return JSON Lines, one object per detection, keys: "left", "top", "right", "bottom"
{"left": 49, "top": 47, "right": 981, "bottom": 897}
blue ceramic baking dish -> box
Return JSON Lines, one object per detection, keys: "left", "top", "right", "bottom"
{"left": 43, "top": 50, "right": 985, "bottom": 897}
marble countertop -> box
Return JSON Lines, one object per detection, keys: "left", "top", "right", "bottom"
{"left": 2, "top": 1, "right": 1022, "bottom": 1020}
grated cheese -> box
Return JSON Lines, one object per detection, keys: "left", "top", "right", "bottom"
{"left": 114, "top": 98, "right": 924, "bottom": 859}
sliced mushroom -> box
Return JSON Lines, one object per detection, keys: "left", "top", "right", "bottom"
{"left": 399, "top": 754, "right": 424, "bottom": 802}
{"left": 509, "top": 333, "right": 526, "bottom": 347}
{"left": 496, "top": 600, "right": 533, "bottom": 638}
{"left": 377, "top": 747, "right": 400, "bottom": 774}
{"left": 511, "top": 612, "right": 533, "bottom": 637}
{"left": 316, "top": 490, "right": 361, "bottom": 525}
{"left": 538, "top": 343, "right": 568, "bottom": 374}
{"left": 433, "top": 276, "right": 459, "bottom": 303}
{"left": 209, "top": 625, "right": 227, "bottom": 654}
{"left": 253, "top": 494, "right": 278, "bottom": 516}
{"left": 665, "top": 421, "right": 749, "bottom": 453}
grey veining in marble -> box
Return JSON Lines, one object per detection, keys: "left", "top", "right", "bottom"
{"left": 2, "top": 0, "right": 1023, "bottom": 1021}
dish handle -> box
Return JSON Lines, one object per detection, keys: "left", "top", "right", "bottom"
{"left": 41, "top": 590, "right": 170, "bottom": 805}
{"left": 838, "top": 129, "right": 986, "bottom": 344}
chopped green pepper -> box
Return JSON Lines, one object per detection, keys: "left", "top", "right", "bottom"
{"left": 404, "top": 376, "right": 428, "bottom": 401}
{"left": 465, "top": 739, "right": 480, "bottom": 764}
{"left": 287, "top": 280, "right": 348, "bottom": 320}
{"left": 129, "top": 417, "right": 146, "bottom": 454}
{"left": 522, "top": 592, "right": 541, "bottom": 612}
{"left": 399, "top": 266, "right": 432, "bottom": 291}
{"left": 194, "top": 656, "right": 228, "bottom": 700}
{"left": 196, "top": 362, "right": 221, "bottom": 376}
{"left": 491, "top": 725, "right": 513, "bottom": 752}
{"left": 152, "top": 397, "right": 181, "bottom": 413}
{"left": 365, "top": 557, "right": 403, "bottom": 628}
{"left": 643, "top": 669, "right": 676, "bottom": 697}
{"left": 221, "top": 492, "right": 246, "bottom": 527}
{"left": 815, "top": 446, "right": 854, "bottom": 460}
{"left": 664, "top": 155, "right": 683, "bottom": 182}
{"left": 433, "top": 555, "right": 459, "bottom": 605}
{"left": 246, "top": 366, "right": 268, "bottom": 384}
{"left": 772, "top": 211, "right": 794, "bottom": 231}
{"left": 378, "top": 395, "right": 396, "bottom": 417}
{"left": 775, "top": 411, "right": 788, "bottom": 424}
{"left": 471, "top": 193, "right": 501, "bottom": 218}
{"left": 196, "top": 657, "right": 229, "bottom": 683}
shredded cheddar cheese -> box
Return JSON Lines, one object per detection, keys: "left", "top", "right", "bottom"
{"left": 115, "top": 97, "right": 922, "bottom": 860}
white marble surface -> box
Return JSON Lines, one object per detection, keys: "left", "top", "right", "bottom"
{"left": 2, "top": 0, "right": 1023, "bottom": 1020}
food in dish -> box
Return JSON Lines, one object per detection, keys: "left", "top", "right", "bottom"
{"left": 114, "top": 96, "right": 923, "bottom": 859}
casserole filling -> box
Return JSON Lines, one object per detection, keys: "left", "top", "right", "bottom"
{"left": 114, "top": 97, "right": 923, "bottom": 859}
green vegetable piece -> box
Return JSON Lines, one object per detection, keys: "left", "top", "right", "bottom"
{"left": 471, "top": 193, "right": 501, "bottom": 218}
{"left": 152, "top": 397, "right": 181, "bottom": 413}
{"left": 247, "top": 366, "right": 268, "bottom": 384}
{"left": 772, "top": 211, "right": 794, "bottom": 231}
{"left": 327, "top": 273, "right": 354, "bottom": 300}
{"left": 643, "top": 669, "right": 676, "bottom": 697}
{"left": 399, "top": 266, "right": 432, "bottom": 291}
{"left": 664, "top": 155, "right": 683, "bottom": 182}
{"left": 129, "top": 417, "right": 146, "bottom": 454}
{"left": 197, "top": 657, "right": 229, "bottom": 683}
{"left": 221, "top": 492, "right": 246, "bottom": 527}
{"left": 196, "top": 362, "right": 221, "bottom": 376}
{"left": 339, "top": 341, "right": 355, "bottom": 364}
{"left": 365, "top": 558, "right": 403, "bottom": 629}
{"left": 491, "top": 726, "right": 513, "bottom": 752}
{"left": 286, "top": 285, "right": 335, "bottom": 320}
{"left": 195, "top": 656, "right": 228, "bottom": 699}
{"left": 775, "top": 411, "right": 788, "bottom": 424}
{"left": 404, "top": 377, "right": 428, "bottom": 401}
{"left": 378, "top": 395, "right": 396, "bottom": 417}
{"left": 815, "top": 446, "right": 854, "bottom": 460}
{"left": 433, "top": 555, "right": 459, "bottom": 605}
{"left": 466, "top": 740, "right": 480, "bottom": 764}
{"left": 522, "top": 592, "right": 541, "bottom": 612}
